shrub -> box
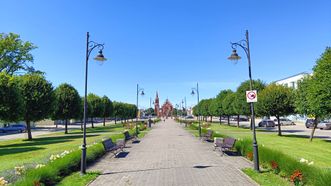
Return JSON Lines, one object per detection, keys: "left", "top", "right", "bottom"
{"left": 14, "top": 141, "right": 108, "bottom": 185}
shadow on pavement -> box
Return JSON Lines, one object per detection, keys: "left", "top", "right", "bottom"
{"left": 115, "top": 152, "right": 129, "bottom": 158}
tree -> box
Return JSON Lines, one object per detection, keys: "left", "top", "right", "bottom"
{"left": 100, "top": 96, "right": 113, "bottom": 126}
{"left": 52, "top": 83, "right": 81, "bottom": 134}
{"left": 0, "top": 73, "right": 22, "bottom": 123}
{"left": 256, "top": 84, "right": 295, "bottom": 136}
{"left": 222, "top": 92, "right": 237, "bottom": 126}
{"left": 87, "top": 93, "right": 102, "bottom": 128}
{"left": 145, "top": 108, "right": 155, "bottom": 116}
{"left": 235, "top": 79, "right": 266, "bottom": 129}
{"left": 0, "top": 33, "right": 38, "bottom": 75}
{"left": 18, "top": 74, "right": 53, "bottom": 140}
{"left": 215, "top": 90, "right": 233, "bottom": 124}
{"left": 295, "top": 47, "right": 331, "bottom": 141}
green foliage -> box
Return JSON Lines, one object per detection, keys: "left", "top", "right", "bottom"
{"left": 113, "top": 101, "right": 137, "bottom": 121}
{"left": 87, "top": 93, "right": 102, "bottom": 127}
{"left": 256, "top": 84, "right": 295, "bottom": 135}
{"left": 309, "top": 47, "right": 331, "bottom": 119}
{"left": 295, "top": 47, "right": 331, "bottom": 141}
{"left": 100, "top": 96, "right": 113, "bottom": 118}
{"left": 235, "top": 79, "right": 266, "bottom": 116}
{"left": 222, "top": 91, "right": 236, "bottom": 116}
{"left": 0, "top": 73, "right": 22, "bottom": 122}
{"left": 14, "top": 143, "right": 105, "bottom": 186}
{"left": 53, "top": 83, "right": 81, "bottom": 133}
{"left": 57, "top": 172, "right": 100, "bottom": 186}
{"left": 145, "top": 108, "right": 155, "bottom": 116}
{"left": 243, "top": 168, "right": 291, "bottom": 186}
{"left": 17, "top": 74, "right": 54, "bottom": 140}
{"left": 0, "top": 33, "right": 38, "bottom": 75}
{"left": 214, "top": 89, "right": 233, "bottom": 117}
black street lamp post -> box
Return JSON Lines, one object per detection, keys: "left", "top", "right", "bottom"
{"left": 228, "top": 30, "right": 260, "bottom": 172}
{"left": 81, "top": 32, "right": 106, "bottom": 174}
{"left": 136, "top": 84, "right": 145, "bottom": 134}
{"left": 191, "top": 83, "right": 201, "bottom": 137}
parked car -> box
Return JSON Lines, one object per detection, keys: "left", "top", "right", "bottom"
{"left": 273, "top": 118, "right": 295, "bottom": 126}
{"left": 0, "top": 124, "right": 27, "bottom": 133}
{"left": 185, "top": 115, "right": 194, "bottom": 119}
{"left": 317, "top": 120, "right": 331, "bottom": 130}
{"left": 258, "top": 119, "right": 275, "bottom": 127}
{"left": 233, "top": 116, "right": 249, "bottom": 122}
{"left": 305, "top": 119, "right": 315, "bottom": 128}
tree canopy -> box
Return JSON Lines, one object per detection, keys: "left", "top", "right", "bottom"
{"left": 18, "top": 74, "right": 54, "bottom": 140}
{"left": 100, "top": 95, "right": 113, "bottom": 126}
{"left": 256, "top": 84, "right": 295, "bottom": 136}
{"left": 52, "top": 83, "right": 81, "bottom": 134}
{"left": 0, "top": 33, "right": 37, "bottom": 75}
{"left": 0, "top": 72, "right": 22, "bottom": 122}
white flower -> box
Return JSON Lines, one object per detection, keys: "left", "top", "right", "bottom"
{"left": 0, "top": 177, "right": 8, "bottom": 186}
{"left": 299, "top": 158, "right": 307, "bottom": 163}
{"left": 60, "top": 150, "right": 70, "bottom": 157}
{"left": 308, "top": 161, "right": 314, "bottom": 165}
{"left": 35, "top": 164, "right": 45, "bottom": 169}
{"left": 14, "top": 166, "right": 25, "bottom": 175}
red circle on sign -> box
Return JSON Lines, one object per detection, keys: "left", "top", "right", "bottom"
{"left": 247, "top": 91, "right": 256, "bottom": 100}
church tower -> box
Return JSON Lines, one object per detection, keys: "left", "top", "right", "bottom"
{"left": 154, "top": 92, "right": 160, "bottom": 117}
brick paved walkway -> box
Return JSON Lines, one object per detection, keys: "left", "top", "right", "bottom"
{"left": 88, "top": 119, "right": 257, "bottom": 186}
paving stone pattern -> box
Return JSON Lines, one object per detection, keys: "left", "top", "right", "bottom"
{"left": 88, "top": 119, "right": 257, "bottom": 186}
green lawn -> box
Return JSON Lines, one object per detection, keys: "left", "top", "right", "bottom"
{"left": 191, "top": 123, "right": 331, "bottom": 169}
{"left": 0, "top": 123, "right": 126, "bottom": 174}
{"left": 57, "top": 171, "right": 100, "bottom": 186}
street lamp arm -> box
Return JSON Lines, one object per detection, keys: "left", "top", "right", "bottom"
{"left": 87, "top": 41, "right": 104, "bottom": 59}
{"left": 230, "top": 41, "right": 249, "bottom": 57}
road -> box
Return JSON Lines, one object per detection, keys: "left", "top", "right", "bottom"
{"left": 184, "top": 117, "right": 331, "bottom": 140}
{"left": 0, "top": 121, "right": 111, "bottom": 141}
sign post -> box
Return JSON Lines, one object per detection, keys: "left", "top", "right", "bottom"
{"left": 246, "top": 90, "right": 257, "bottom": 103}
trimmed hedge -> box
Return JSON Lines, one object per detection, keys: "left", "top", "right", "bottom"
{"left": 13, "top": 131, "right": 136, "bottom": 186}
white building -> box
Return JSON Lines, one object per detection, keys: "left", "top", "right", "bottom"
{"left": 273, "top": 72, "right": 312, "bottom": 122}
{"left": 274, "top": 72, "right": 311, "bottom": 89}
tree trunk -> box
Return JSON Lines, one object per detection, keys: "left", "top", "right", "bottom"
{"left": 65, "top": 119, "right": 68, "bottom": 134}
{"left": 219, "top": 115, "right": 222, "bottom": 125}
{"left": 91, "top": 117, "right": 94, "bottom": 128}
{"left": 80, "top": 121, "right": 83, "bottom": 131}
{"left": 310, "top": 117, "right": 319, "bottom": 142}
{"left": 237, "top": 115, "right": 240, "bottom": 127}
{"left": 26, "top": 120, "right": 32, "bottom": 140}
{"left": 277, "top": 116, "right": 282, "bottom": 136}
{"left": 115, "top": 116, "right": 117, "bottom": 124}
{"left": 227, "top": 116, "right": 230, "bottom": 125}
{"left": 210, "top": 116, "right": 213, "bottom": 122}
{"left": 103, "top": 117, "right": 106, "bottom": 126}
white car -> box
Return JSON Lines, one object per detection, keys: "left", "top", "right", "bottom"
{"left": 274, "top": 118, "right": 295, "bottom": 126}
{"left": 317, "top": 121, "right": 331, "bottom": 130}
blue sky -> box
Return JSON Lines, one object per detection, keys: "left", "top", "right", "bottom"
{"left": 1, "top": 0, "right": 330, "bottom": 108}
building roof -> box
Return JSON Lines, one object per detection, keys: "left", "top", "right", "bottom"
{"left": 273, "top": 72, "right": 311, "bottom": 83}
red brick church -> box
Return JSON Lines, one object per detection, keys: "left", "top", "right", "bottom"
{"left": 154, "top": 92, "right": 173, "bottom": 118}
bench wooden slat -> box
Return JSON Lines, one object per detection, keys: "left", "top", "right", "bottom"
{"left": 102, "top": 138, "right": 123, "bottom": 155}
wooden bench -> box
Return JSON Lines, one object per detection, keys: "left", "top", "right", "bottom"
{"left": 214, "top": 137, "right": 236, "bottom": 155}
{"left": 202, "top": 130, "right": 213, "bottom": 142}
{"left": 123, "top": 131, "right": 138, "bottom": 142}
{"left": 102, "top": 138, "right": 124, "bottom": 155}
